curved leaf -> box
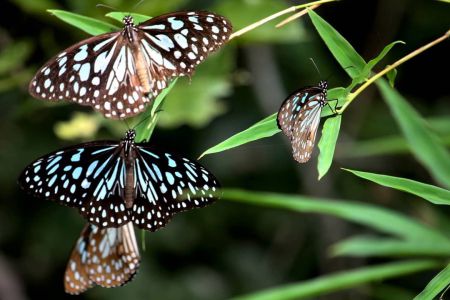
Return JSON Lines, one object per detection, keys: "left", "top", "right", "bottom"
{"left": 47, "top": 9, "right": 117, "bottom": 35}
{"left": 317, "top": 115, "right": 341, "bottom": 179}
{"left": 415, "top": 264, "right": 450, "bottom": 300}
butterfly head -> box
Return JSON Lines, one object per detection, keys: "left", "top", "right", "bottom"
{"left": 125, "top": 129, "right": 136, "bottom": 142}
{"left": 318, "top": 80, "right": 328, "bottom": 93}
{"left": 123, "top": 15, "right": 135, "bottom": 27}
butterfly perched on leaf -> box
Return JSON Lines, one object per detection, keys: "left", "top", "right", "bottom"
{"left": 29, "top": 11, "right": 232, "bottom": 119}
{"left": 65, "top": 222, "right": 139, "bottom": 294}
{"left": 277, "top": 80, "right": 331, "bottom": 163}
{"left": 19, "top": 129, "right": 220, "bottom": 231}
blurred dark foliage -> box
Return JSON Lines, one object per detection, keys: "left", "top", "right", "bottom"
{"left": 0, "top": 0, "right": 449, "bottom": 299}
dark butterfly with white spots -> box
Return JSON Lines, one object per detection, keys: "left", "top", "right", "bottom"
{"left": 65, "top": 222, "right": 139, "bottom": 294}
{"left": 277, "top": 80, "right": 329, "bottom": 163}
{"left": 29, "top": 11, "right": 232, "bottom": 119}
{"left": 19, "top": 129, "right": 220, "bottom": 231}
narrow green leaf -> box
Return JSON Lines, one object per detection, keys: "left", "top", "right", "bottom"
{"left": 105, "top": 12, "right": 151, "bottom": 24}
{"left": 343, "top": 169, "right": 450, "bottom": 205}
{"left": 415, "top": 264, "right": 450, "bottom": 300}
{"left": 364, "top": 41, "right": 404, "bottom": 74}
{"left": 348, "top": 41, "right": 404, "bottom": 90}
{"left": 317, "top": 115, "right": 342, "bottom": 179}
{"left": 232, "top": 260, "right": 440, "bottom": 300}
{"left": 377, "top": 79, "right": 450, "bottom": 188}
{"left": 199, "top": 114, "right": 280, "bottom": 159}
{"left": 199, "top": 88, "right": 346, "bottom": 159}
{"left": 308, "top": 10, "right": 366, "bottom": 79}
{"left": 332, "top": 236, "right": 450, "bottom": 257}
{"left": 387, "top": 68, "right": 397, "bottom": 87}
{"left": 48, "top": 9, "right": 117, "bottom": 35}
{"left": 222, "top": 189, "right": 450, "bottom": 243}
{"left": 135, "top": 79, "right": 178, "bottom": 142}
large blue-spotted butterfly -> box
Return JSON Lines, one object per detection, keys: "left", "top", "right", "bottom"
{"left": 19, "top": 129, "right": 220, "bottom": 231}
{"left": 277, "top": 81, "right": 329, "bottom": 163}
{"left": 65, "top": 222, "right": 139, "bottom": 294}
{"left": 29, "top": 11, "right": 232, "bottom": 119}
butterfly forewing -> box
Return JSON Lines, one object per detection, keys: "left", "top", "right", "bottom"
{"left": 138, "top": 11, "right": 232, "bottom": 76}
{"left": 64, "top": 222, "right": 140, "bottom": 294}
{"left": 29, "top": 11, "right": 232, "bottom": 119}
{"left": 131, "top": 147, "right": 220, "bottom": 231}
{"left": 19, "top": 142, "right": 121, "bottom": 208}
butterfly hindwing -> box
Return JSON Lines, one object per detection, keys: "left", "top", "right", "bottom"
{"left": 131, "top": 146, "right": 220, "bottom": 231}
{"left": 64, "top": 222, "right": 140, "bottom": 294}
{"left": 277, "top": 82, "right": 328, "bottom": 163}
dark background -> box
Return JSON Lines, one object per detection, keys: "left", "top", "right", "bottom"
{"left": 0, "top": 0, "right": 449, "bottom": 299}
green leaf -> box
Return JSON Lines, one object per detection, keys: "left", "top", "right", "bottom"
{"left": 339, "top": 116, "right": 450, "bottom": 158}
{"left": 348, "top": 41, "right": 404, "bottom": 90}
{"left": 308, "top": 10, "right": 366, "bottom": 79}
{"left": 317, "top": 115, "right": 342, "bottom": 179}
{"left": 222, "top": 189, "right": 450, "bottom": 243}
{"left": 332, "top": 236, "right": 450, "bottom": 257}
{"left": 105, "top": 12, "right": 151, "bottom": 24}
{"left": 343, "top": 169, "right": 450, "bottom": 205}
{"left": 48, "top": 9, "right": 117, "bottom": 35}
{"left": 215, "top": 0, "right": 306, "bottom": 44}
{"left": 321, "top": 87, "right": 348, "bottom": 116}
{"left": 232, "top": 260, "right": 440, "bottom": 300}
{"left": 414, "top": 264, "right": 450, "bottom": 300}
{"left": 377, "top": 79, "right": 450, "bottom": 188}
{"left": 199, "top": 114, "right": 280, "bottom": 159}
{"left": 199, "top": 87, "right": 346, "bottom": 159}
{"left": 134, "top": 79, "right": 178, "bottom": 143}
{"left": 387, "top": 68, "right": 397, "bottom": 87}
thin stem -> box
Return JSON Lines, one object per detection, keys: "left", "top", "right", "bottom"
{"left": 337, "top": 29, "right": 450, "bottom": 114}
{"left": 276, "top": 4, "right": 321, "bottom": 28}
{"left": 230, "top": 0, "right": 337, "bottom": 40}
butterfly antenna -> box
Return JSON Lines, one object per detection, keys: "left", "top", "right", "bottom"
{"left": 309, "top": 57, "right": 322, "bottom": 78}
{"left": 133, "top": 113, "right": 153, "bottom": 131}
{"left": 124, "top": 119, "right": 131, "bottom": 130}
{"left": 132, "top": 0, "right": 145, "bottom": 10}
{"left": 96, "top": 3, "right": 118, "bottom": 12}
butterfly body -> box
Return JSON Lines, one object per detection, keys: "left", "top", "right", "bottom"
{"left": 29, "top": 11, "right": 232, "bottom": 119}
{"left": 277, "top": 81, "right": 328, "bottom": 163}
{"left": 65, "top": 222, "right": 139, "bottom": 294}
{"left": 19, "top": 129, "right": 220, "bottom": 231}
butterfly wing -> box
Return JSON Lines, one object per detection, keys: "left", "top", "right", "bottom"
{"left": 291, "top": 94, "right": 325, "bottom": 163}
{"left": 131, "top": 146, "right": 220, "bottom": 231}
{"left": 137, "top": 11, "right": 232, "bottom": 77}
{"left": 64, "top": 222, "right": 140, "bottom": 294}
{"left": 18, "top": 142, "right": 134, "bottom": 227}
{"left": 29, "top": 32, "right": 153, "bottom": 119}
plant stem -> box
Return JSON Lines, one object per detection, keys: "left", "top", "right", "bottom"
{"left": 276, "top": 4, "right": 321, "bottom": 28}
{"left": 230, "top": 0, "right": 337, "bottom": 40}
{"left": 337, "top": 29, "right": 450, "bottom": 114}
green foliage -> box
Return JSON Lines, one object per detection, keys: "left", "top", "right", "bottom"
{"left": 47, "top": 9, "right": 117, "bottom": 35}
{"left": 215, "top": 0, "right": 306, "bottom": 43}
{"left": 377, "top": 80, "right": 450, "bottom": 188}
{"left": 343, "top": 169, "right": 450, "bottom": 205}
{"left": 232, "top": 260, "right": 440, "bottom": 300}
{"left": 414, "top": 263, "right": 450, "bottom": 300}
{"left": 317, "top": 115, "right": 341, "bottom": 179}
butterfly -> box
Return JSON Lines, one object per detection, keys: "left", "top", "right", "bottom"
{"left": 277, "top": 80, "right": 330, "bottom": 163}
{"left": 64, "top": 222, "right": 139, "bottom": 294}
{"left": 19, "top": 129, "right": 220, "bottom": 231}
{"left": 29, "top": 11, "right": 232, "bottom": 119}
